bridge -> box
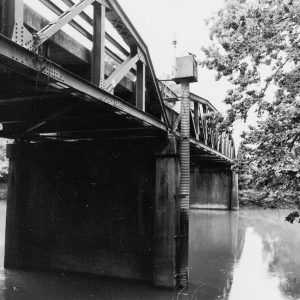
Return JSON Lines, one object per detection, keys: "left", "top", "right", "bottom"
{"left": 0, "top": 0, "right": 238, "bottom": 288}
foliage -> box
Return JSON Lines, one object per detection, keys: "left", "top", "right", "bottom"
{"left": 286, "top": 211, "right": 300, "bottom": 224}
{"left": 205, "top": 111, "right": 228, "bottom": 133}
{"left": 0, "top": 139, "right": 8, "bottom": 181}
{"left": 239, "top": 96, "right": 300, "bottom": 208}
{"left": 201, "top": 0, "right": 300, "bottom": 212}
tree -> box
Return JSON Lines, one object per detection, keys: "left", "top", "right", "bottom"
{"left": 0, "top": 139, "right": 8, "bottom": 181}
{"left": 201, "top": 0, "right": 300, "bottom": 215}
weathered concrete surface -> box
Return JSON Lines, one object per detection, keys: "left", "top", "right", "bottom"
{"left": 5, "top": 141, "right": 158, "bottom": 282}
{"left": 190, "top": 166, "right": 233, "bottom": 210}
{"left": 153, "top": 138, "right": 179, "bottom": 288}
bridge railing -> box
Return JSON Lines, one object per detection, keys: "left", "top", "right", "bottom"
{"left": 160, "top": 81, "right": 236, "bottom": 160}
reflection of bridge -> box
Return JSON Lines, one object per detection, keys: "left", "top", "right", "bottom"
{"left": 0, "top": 0, "right": 238, "bottom": 288}
{"left": 189, "top": 210, "right": 244, "bottom": 299}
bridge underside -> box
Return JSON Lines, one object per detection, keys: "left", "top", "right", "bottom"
{"left": 0, "top": 39, "right": 165, "bottom": 141}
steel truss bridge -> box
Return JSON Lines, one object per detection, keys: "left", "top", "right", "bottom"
{"left": 0, "top": 0, "right": 238, "bottom": 289}
{"left": 0, "top": 0, "right": 235, "bottom": 163}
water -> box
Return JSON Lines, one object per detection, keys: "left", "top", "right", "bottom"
{"left": 0, "top": 201, "right": 300, "bottom": 300}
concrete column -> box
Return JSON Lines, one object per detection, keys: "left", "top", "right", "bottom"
{"left": 153, "top": 138, "right": 179, "bottom": 288}
{"left": 231, "top": 170, "right": 239, "bottom": 211}
{"left": 190, "top": 166, "right": 232, "bottom": 210}
{"left": 4, "top": 143, "right": 31, "bottom": 269}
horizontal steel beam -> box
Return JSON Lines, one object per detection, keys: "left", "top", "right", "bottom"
{"left": 0, "top": 94, "right": 67, "bottom": 104}
{"left": 40, "top": 127, "right": 160, "bottom": 135}
{"left": 189, "top": 93, "right": 218, "bottom": 112}
{"left": 160, "top": 81, "right": 217, "bottom": 112}
{"left": 0, "top": 35, "right": 167, "bottom": 131}
{"left": 189, "top": 137, "right": 232, "bottom": 163}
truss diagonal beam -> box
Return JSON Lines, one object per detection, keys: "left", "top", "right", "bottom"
{"left": 34, "top": 0, "right": 96, "bottom": 47}
{"left": 106, "top": 0, "right": 171, "bottom": 129}
{"left": 106, "top": 53, "right": 141, "bottom": 92}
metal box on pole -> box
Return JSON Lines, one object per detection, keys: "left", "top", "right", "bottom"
{"left": 173, "top": 55, "right": 198, "bottom": 84}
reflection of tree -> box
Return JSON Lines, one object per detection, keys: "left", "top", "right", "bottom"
{"left": 216, "top": 277, "right": 234, "bottom": 300}
{"left": 240, "top": 210, "right": 300, "bottom": 299}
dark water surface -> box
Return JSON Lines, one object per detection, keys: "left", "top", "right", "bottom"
{"left": 0, "top": 201, "right": 300, "bottom": 300}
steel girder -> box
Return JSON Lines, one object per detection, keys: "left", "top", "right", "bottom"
{"left": 0, "top": 35, "right": 234, "bottom": 162}
{"left": 189, "top": 138, "right": 233, "bottom": 164}
{"left": 0, "top": 34, "right": 167, "bottom": 131}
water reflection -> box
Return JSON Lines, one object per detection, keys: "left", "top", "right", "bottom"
{"left": 186, "top": 211, "right": 241, "bottom": 300}
{"left": 229, "top": 228, "right": 289, "bottom": 300}
{"left": 0, "top": 200, "right": 300, "bottom": 299}
{"left": 181, "top": 209, "right": 300, "bottom": 300}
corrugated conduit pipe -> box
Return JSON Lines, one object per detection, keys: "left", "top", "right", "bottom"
{"left": 178, "top": 81, "right": 190, "bottom": 288}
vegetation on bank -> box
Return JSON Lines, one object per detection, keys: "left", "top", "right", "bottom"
{"left": 202, "top": 0, "right": 300, "bottom": 220}
{"left": 0, "top": 139, "right": 8, "bottom": 202}
{"left": 0, "top": 139, "right": 8, "bottom": 183}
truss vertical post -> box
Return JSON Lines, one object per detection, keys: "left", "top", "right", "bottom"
{"left": 228, "top": 140, "right": 232, "bottom": 159}
{"left": 225, "top": 134, "right": 229, "bottom": 157}
{"left": 92, "top": 2, "right": 105, "bottom": 88}
{"left": 217, "top": 134, "right": 221, "bottom": 152}
{"left": 202, "top": 104, "right": 208, "bottom": 145}
{"left": 136, "top": 60, "right": 146, "bottom": 111}
{"left": 194, "top": 102, "right": 199, "bottom": 140}
{"left": 221, "top": 133, "right": 225, "bottom": 155}
{"left": 1, "top": 0, "right": 23, "bottom": 41}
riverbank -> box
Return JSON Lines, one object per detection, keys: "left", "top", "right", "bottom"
{"left": 239, "top": 189, "right": 269, "bottom": 207}
{"left": 239, "top": 189, "right": 296, "bottom": 209}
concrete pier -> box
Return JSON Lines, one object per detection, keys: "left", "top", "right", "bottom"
{"left": 153, "top": 139, "right": 179, "bottom": 287}
{"left": 4, "top": 140, "right": 182, "bottom": 287}
{"left": 190, "top": 165, "right": 235, "bottom": 210}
